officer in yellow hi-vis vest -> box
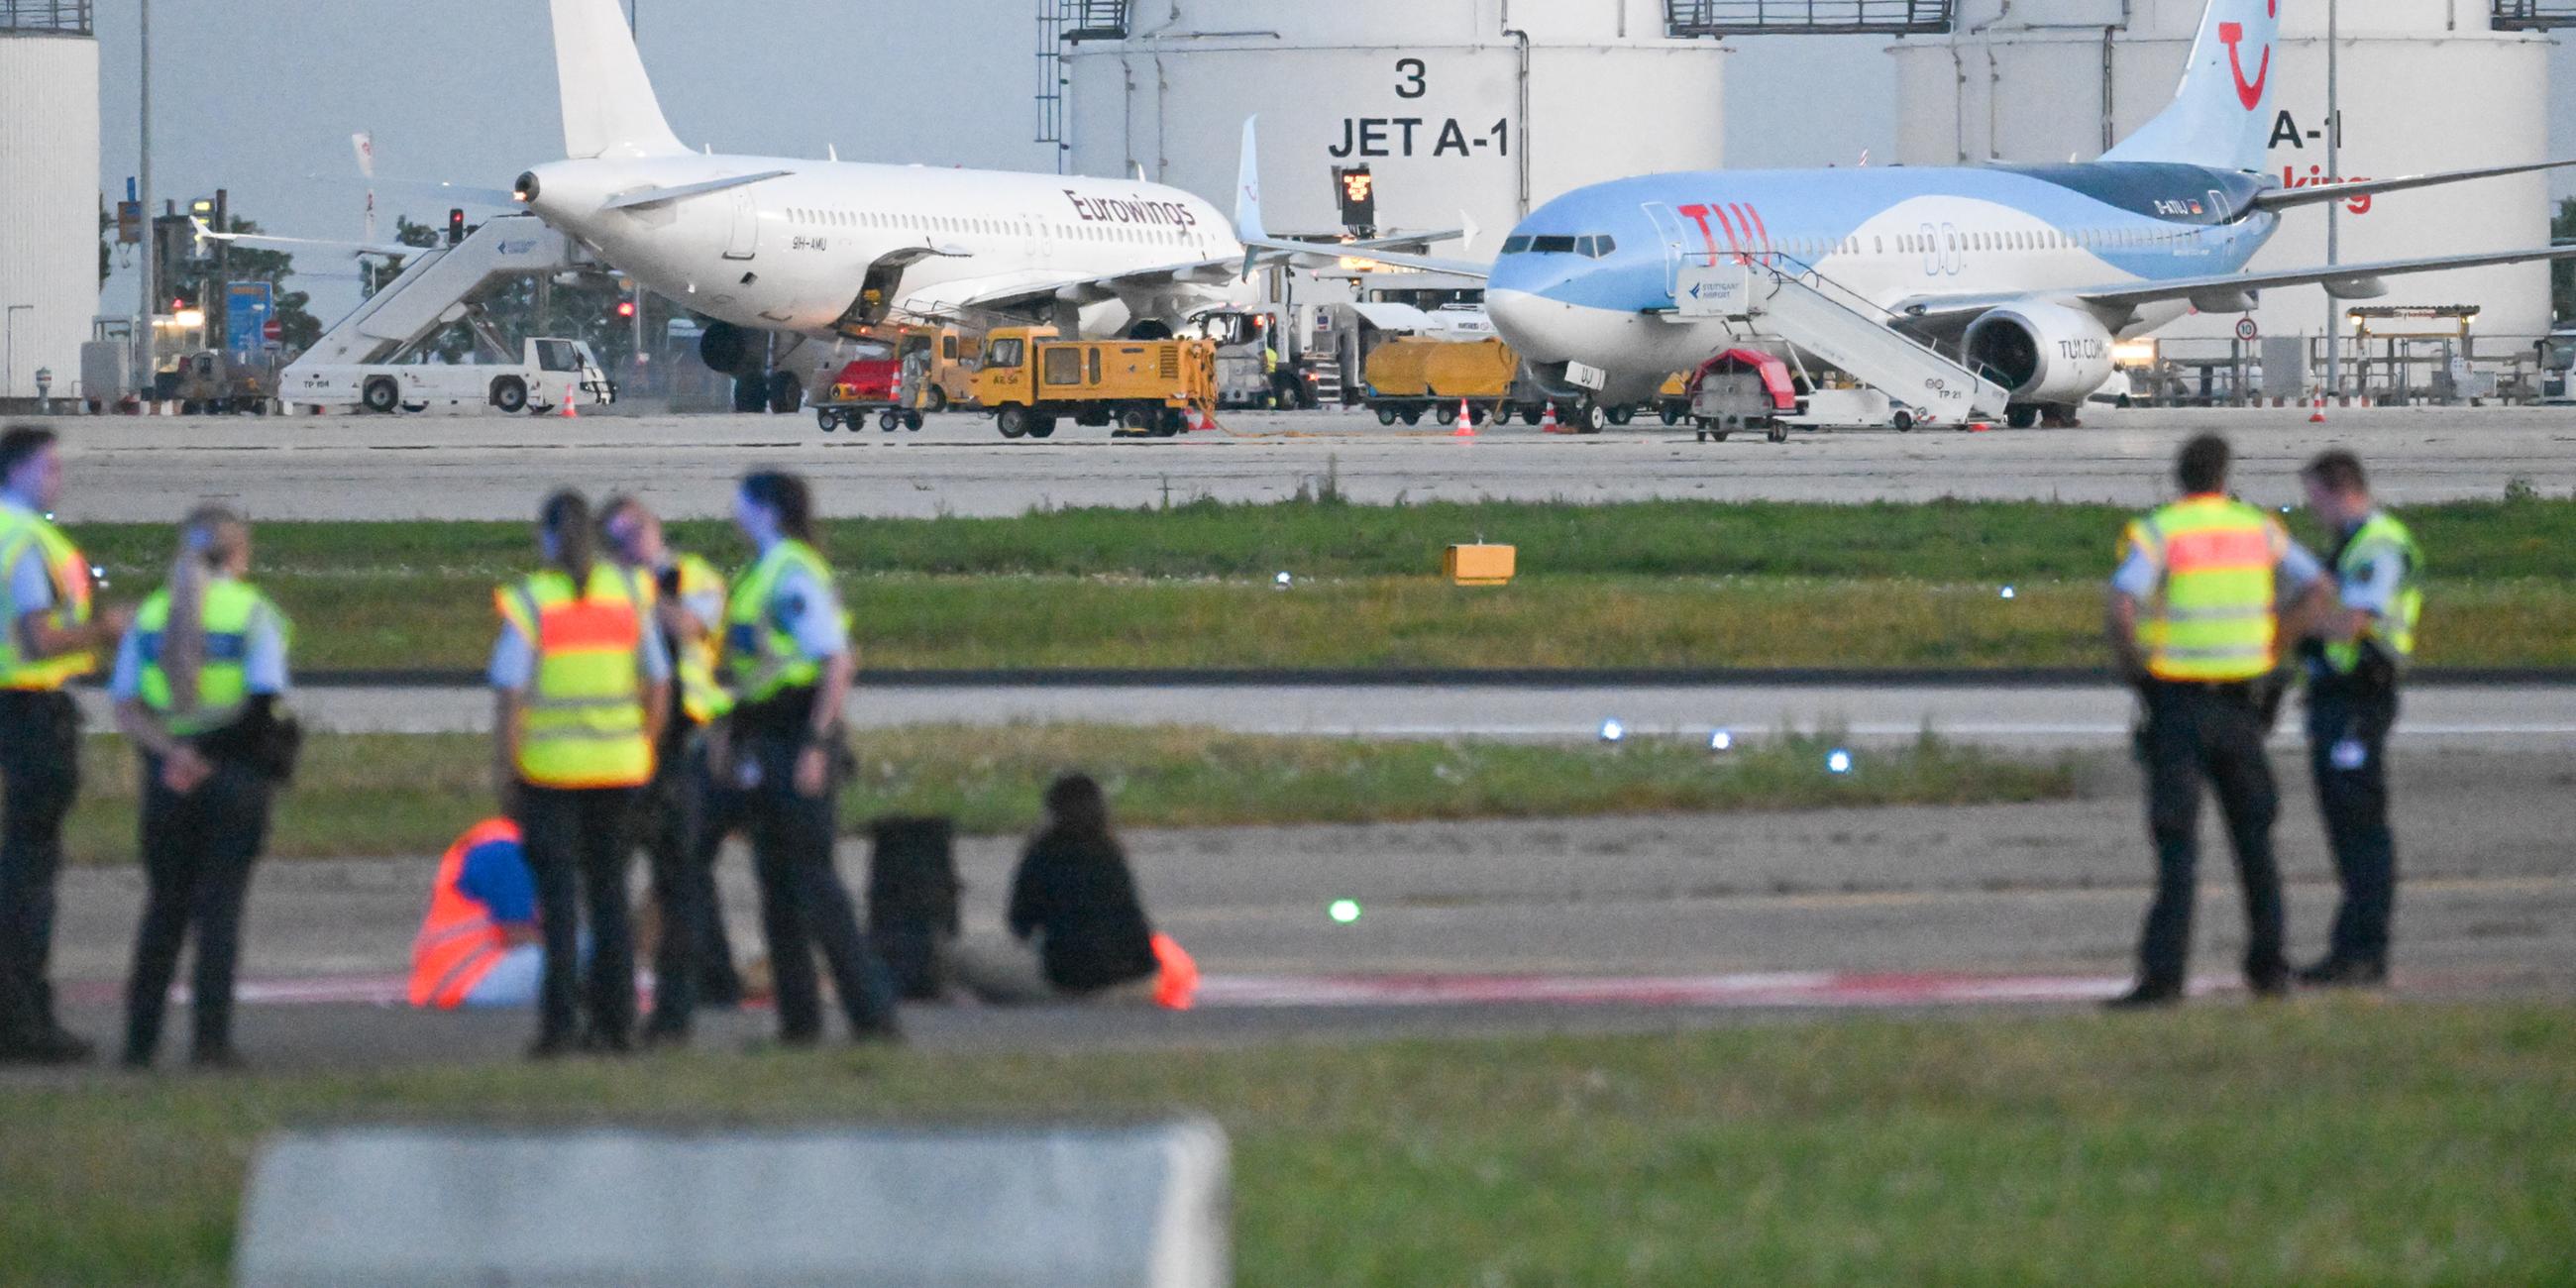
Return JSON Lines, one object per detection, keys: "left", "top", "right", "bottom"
{"left": 2294, "top": 451, "right": 2421, "bottom": 989}
{"left": 721, "top": 470, "right": 901, "bottom": 1046}
{"left": 109, "top": 506, "right": 291, "bottom": 1071}
{"left": 2104, "top": 433, "right": 2327, "bottom": 1010}
{"left": 0, "top": 427, "right": 130, "bottom": 1066}
{"left": 489, "top": 490, "right": 671, "bottom": 1059}
{"left": 600, "top": 494, "right": 746, "bottom": 1045}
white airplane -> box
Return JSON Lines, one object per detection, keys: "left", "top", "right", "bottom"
{"left": 513, "top": 0, "right": 1437, "bottom": 409}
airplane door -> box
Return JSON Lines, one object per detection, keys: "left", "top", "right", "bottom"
{"left": 723, "top": 188, "right": 759, "bottom": 261}
{"left": 1643, "top": 203, "right": 1692, "bottom": 296}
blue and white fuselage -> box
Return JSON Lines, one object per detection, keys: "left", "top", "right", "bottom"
{"left": 1489, "top": 163, "right": 2278, "bottom": 405}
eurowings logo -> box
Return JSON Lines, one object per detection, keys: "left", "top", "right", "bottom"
{"left": 2219, "top": 2, "right": 2278, "bottom": 112}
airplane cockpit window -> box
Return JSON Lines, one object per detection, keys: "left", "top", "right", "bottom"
{"left": 1576, "top": 237, "right": 1616, "bottom": 259}
{"left": 1501, "top": 236, "right": 1534, "bottom": 255}
{"left": 1530, "top": 235, "right": 1579, "bottom": 255}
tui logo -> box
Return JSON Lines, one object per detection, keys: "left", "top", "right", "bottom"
{"left": 2219, "top": 14, "right": 2273, "bottom": 112}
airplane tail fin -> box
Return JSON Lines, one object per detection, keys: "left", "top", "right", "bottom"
{"left": 2101, "top": 0, "right": 2279, "bottom": 172}
{"left": 551, "top": 0, "right": 687, "bottom": 160}
{"left": 1234, "top": 117, "right": 1267, "bottom": 242}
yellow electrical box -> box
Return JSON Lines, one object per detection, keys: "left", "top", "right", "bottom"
{"left": 1445, "top": 543, "right": 1517, "bottom": 586}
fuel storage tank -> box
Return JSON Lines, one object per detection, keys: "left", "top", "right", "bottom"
{"left": 0, "top": 6, "right": 101, "bottom": 401}
{"left": 1059, "top": 0, "right": 1729, "bottom": 245}
{"left": 1889, "top": 0, "right": 2554, "bottom": 341}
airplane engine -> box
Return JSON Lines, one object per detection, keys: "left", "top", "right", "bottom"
{"left": 1963, "top": 302, "right": 2117, "bottom": 406}
{"left": 698, "top": 321, "right": 760, "bottom": 377}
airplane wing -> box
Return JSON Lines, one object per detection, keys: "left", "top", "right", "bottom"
{"left": 907, "top": 251, "right": 1289, "bottom": 318}
{"left": 1889, "top": 244, "right": 2576, "bottom": 324}
{"left": 1241, "top": 238, "right": 1491, "bottom": 278}
{"left": 191, "top": 218, "right": 418, "bottom": 260}
{"left": 2247, "top": 159, "right": 2576, "bottom": 213}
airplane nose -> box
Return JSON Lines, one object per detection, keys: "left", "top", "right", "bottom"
{"left": 1486, "top": 287, "right": 1569, "bottom": 365}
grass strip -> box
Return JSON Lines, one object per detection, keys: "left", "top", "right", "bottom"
{"left": 61, "top": 725, "right": 2079, "bottom": 866}
{"left": 62, "top": 497, "right": 2576, "bottom": 672}
{"left": 2, "top": 1002, "right": 2568, "bottom": 1284}
{"left": 66, "top": 494, "right": 2576, "bottom": 582}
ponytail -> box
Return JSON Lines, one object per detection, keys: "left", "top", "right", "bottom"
{"left": 740, "top": 471, "right": 819, "bottom": 550}
{"left": 539, "top": 490, "right": 597, "bottom": 597}
{"left": 163, "top": 505, "right": 249, "bottom": 718}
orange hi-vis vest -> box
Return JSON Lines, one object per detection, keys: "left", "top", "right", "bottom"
{"left": 2124, "top": 493, "right": 2287, "bottom": 683}
{"left": 496, "top": 565, "right": 656, "bottom": 790}
{"left": 410, "top": 818, "right": 523, "bottom": 1010}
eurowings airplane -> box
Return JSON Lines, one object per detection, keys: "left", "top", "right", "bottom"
{"left": 511, "top": 0, "right": 1435, "bottom": 401}
{"left": 1348, "top": 0, "right": 2576, "bottom": 428}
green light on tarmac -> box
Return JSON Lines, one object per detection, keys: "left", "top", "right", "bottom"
{"left": 1329, "top": 899, "right": 1363, "bottom": 924}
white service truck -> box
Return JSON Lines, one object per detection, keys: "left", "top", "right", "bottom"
{"left": 283, "top": 338, "right": 615, "bottom": 416}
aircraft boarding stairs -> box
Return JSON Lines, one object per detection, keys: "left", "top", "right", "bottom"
{"left": 297, "top": 214, "right": 590, "bottom": 368}
{"left": 1675, "top": 257, "right": 2011, "bottom": 426}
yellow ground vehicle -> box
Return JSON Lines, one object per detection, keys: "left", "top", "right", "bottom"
{"left": 1361, "top": 336, "right": 1635, "bottom": 432}
{"left": 970, "top": 327, "right": 1219, "bottom": 440}
{"left": 898, "top": 325, "right": 984, "bottom": 413}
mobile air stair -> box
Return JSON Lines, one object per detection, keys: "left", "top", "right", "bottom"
{"left": 291, "top": 215, "right": 589, "bottom": 369}
{"left": 1675, "top": 257, "right": 2011, "bottom": 427}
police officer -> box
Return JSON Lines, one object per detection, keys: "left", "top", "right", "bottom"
{"left": 0, "top": 426, "right": 129, "bottom": 1065}
{"left": 2295, "top": 451, "right": 2419, "bottom": 988}
{"left": 722, "top": 471, "right": 901, "bottom": 1046}
{"left": 2104, "top": 433, "right": 2326, "bottom": 1009}
{"left": 111, "top": 506, "right": 290, "bottom": 1070}
{"left": 490, "top": 490, "right": 671, "bottom": 1059}
{"left": 599, "top": 495, "right": 745, "bottom": 1044}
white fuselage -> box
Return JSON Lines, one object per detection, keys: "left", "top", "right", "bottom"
{"left": 519, "top": 155, "right": 1249, "bottom": 337}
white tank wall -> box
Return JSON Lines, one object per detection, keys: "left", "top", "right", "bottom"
{"left": 1065, "top": 0, "right": 1726, "bottom": 249}
{"left": 0, "top": 32, "right": 100, "bottom": 400}
{"left": 1891, "top": 18, "right": 2554, "bottom": 340}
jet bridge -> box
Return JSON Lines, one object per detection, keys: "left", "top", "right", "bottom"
{"left": 296, "top": 214, "right": 590, "bottom": 368}
{"left": 1676, "top": 258, "right": 2011, "bottom": 425}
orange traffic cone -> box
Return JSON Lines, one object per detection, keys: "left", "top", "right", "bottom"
{"left": 1539, "top": 402, "right": 1561, "bottom": 434}
{"left": 1192, "top": 405, "right": 1217, "bottom": 432}
{"left": 1452, "top": 397, "right": 1475, "bottom": 438}
{"left": 1968, "top": 420, "right": 1991, "bottom": 433}
{"left": 560, "top": 382, "right": 579, "bottom": 419}
{"left": 2308, "top": 390, "right": 2328, "bottom": 424}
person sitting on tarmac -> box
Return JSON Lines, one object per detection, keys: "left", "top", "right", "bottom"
{"left": 954, "top": 773, "right": 1167, "bottom": 1007}
{"left": 410, "top": 818, "right": 547, "bottom": 1010}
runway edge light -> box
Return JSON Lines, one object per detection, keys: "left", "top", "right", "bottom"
{"left": 1827, "top": 748, "right": 1855, "bottom": 775}
{"left": 1599, "top": 718, "right": 1627, "bottom": 743}
{"left": 1709, "top": 729, "right": 1734, "bottom": 753}
{"left": 1330, "top": 899, "right": 1363, "bottom": 924}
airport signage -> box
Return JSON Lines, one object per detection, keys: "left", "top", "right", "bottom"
{"left": 226, "top": 281, "right": 274, "bottom": 359}
{"left": 1674, "top": 263, "right": 1750, "bottom": 319}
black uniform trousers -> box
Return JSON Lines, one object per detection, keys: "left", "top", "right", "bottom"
{"left": 639, "top": 733, "right": 746, "bottom": 1035}
{"left": 2134, "top": 680, "right": 2289, "bottom": 990}
{"left": 738, "top": 730, "right": 898, "bottom": 1040}
{"left": 0, "top": 690, "right": 81, "bottom": 1043}
{"left": 123, "top": 758, "right": 270, "bottom": 1063}
{"left": 2307, "top": 676, "right": 2401, "bottom": 970}
{"left": 513, "top": 784, "right": 643, "bottom": 1048}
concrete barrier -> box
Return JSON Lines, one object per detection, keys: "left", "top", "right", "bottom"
{"left": 236, "top": 1120, "right": 1230, "bottom": 1287}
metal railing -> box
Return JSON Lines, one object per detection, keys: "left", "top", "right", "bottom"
{"left": 1666, "top": 0, "right": 1953, "bottom": 37}
{"left": 1062, "top": 0, "right": 1128, "bottom": 43}
{"left": 2493, "top": 1, "right": 2576, "bottom": 29}
{"left": 0, "top": 0, "right": 92, "bottom": 34}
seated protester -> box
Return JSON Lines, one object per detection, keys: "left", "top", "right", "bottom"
{"left": 410, "top": 818, "right": 547, "bottom": 1010}
{"left": 956, "top": 774, "right": 1162, "bottom": 1006}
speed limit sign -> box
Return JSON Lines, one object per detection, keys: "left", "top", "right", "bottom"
{"left": 2235, "top": 317, "right": 2261, "bottom": 342}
